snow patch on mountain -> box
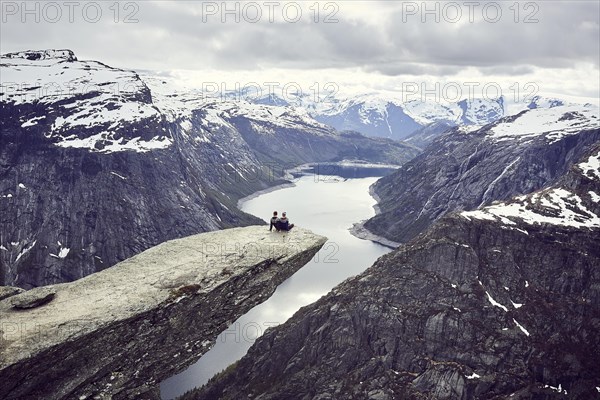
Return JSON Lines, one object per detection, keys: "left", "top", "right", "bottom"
{"left": 579, "top": 152, "right": 600, "bottom": 180}
{"left": 458, "top": 97, "right": 504, "bottom": 125}
{"left": 14, "top": 240, "right": 37, "bottom": 263}
{"left": 50, "top": 247, "right": 70, "bottom": 259}
{"left": 485, "top": 290, "right": 509, "bottom": 312}
{"left": 51, "top": 100, "right": 160, "bottom": 131}
{"left": 55, "top": 133, "right": 173, "bottom": 153}
{"left": 487, "top": 106, "right": 599, "bottom": 143}
{"left": 402, "top": 100, "right": 459, "bottom": 125}
{"left": 1, "top": 50, "right": 171, "bottom": 154}
{"left": 463, "top": 187, "right": 600, "bottom": 229}
{"left": 513, "top": 319, "right": 530, "bottom": 336}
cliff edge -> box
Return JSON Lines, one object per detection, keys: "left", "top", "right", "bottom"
{"left": 0, "top": 226, "right": 327, "bottom": 399}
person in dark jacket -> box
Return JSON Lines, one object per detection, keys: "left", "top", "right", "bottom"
{"left": 278, "top": 212, "right": 294, "bottom": 231}
{"left": 269, "top": 211, "right": 280, "bottom": 231}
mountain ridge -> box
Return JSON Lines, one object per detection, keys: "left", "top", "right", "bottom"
{"left": 363, "top": 104, "right": 600, "bottom": 243}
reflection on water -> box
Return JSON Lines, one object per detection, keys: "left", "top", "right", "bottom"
{"left": 160, "top": 171, "right": 393, "bottom": 400}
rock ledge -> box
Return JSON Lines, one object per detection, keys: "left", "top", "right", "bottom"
{"left": 0, "top": 226, "right": 326, "bottom": 399}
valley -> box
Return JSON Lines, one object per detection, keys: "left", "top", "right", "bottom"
{"left": 1, "top": 43, "right": 599, "bottom": 400}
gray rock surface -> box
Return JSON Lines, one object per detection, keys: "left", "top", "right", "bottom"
{"left": 189, "top": 148, "right": 600, "bottom": 399}
{"left": 403, "top": 121, "right": 456, "bottom": 150}
{"left": 9, "top": 287, "right": 56, "bottom": 309}
{"left": 0, "top": 286, "right": 24, "bottom": 301}
{"left": 0, "top": 226, "right": 327, "bottom": 400}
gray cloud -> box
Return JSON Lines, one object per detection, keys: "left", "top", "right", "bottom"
{"left": 380, "top": 1, "right": 599, "bottom": 70}
{"left": 0, "top": 0, "right": 598, "bottom": 98}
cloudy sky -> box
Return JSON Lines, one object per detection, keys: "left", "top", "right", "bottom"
{"left": 2, "top": 0, "right": 599, "bottom": 102}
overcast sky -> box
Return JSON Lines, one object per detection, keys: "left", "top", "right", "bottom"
{"left": 2, "top": 0, "right": 599, "bottom": 102}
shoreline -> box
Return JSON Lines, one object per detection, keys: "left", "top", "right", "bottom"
{"left": 369, "top": 183, "right": 383, "bottom": 215}
{"left": 237, "top": 160, "right": 401, "bottom": 249}
{"left": 285, "top": 160, "right": 401, "bottom": 179}
{"left": 348, "top": 222, "right": 400, "bottom": 249}
{"left": 348, "top": 179, "right": 400, "bottom": 249}
{"left": 236, "top": 181, "right": 297, "bottom": 210}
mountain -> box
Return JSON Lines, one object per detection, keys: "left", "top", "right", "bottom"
{"left": 309, "top": 94, "right": 425, "bottom": 140}
{"left": 189, "top": 145, "right": 600, "bottom": 400}
{"left": 190, "top": 99, "right": 419, "bottom": 167}
{"left": 0, "top": 50, "right": 418, "bottom": 288}
{"left": 142, "top": 77, "right": 421, "bottom": 166}
{"left": 240, "top": 91, "right": 573, "bottom": 142}
{"left": 403, "top": 121, "right": 457, "bottom": 150}
{"left": 363, "top": 105, "right": 600, "bottom": 244}
{"left": 136, "top": 81, "right": 580, "bottom": 146}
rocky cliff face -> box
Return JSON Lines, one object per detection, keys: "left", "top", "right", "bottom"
{"left": 364, "top": 105, "right": 600, "bottom": 244}
{"left": 0, "top": 50, "right": 417, "bottom": 288}
{"left": 403, "top": 121, "right": 456, "bottom": 150}
{"left": 190, "top": 147, "right": 600, "bottom": 400}
{"left": 0, "top": 226, "right": 327, "bottom": 400}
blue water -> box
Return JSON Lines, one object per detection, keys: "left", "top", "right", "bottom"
{"left": 160, "top": 169, "right": 393, "bottom": 399}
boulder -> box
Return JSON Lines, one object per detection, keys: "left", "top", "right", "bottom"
{"left": 0, "top": 286, "right": 25, "bottom": 301}
{"left": 9, "top": 287, "right": 56, "bottom": 309}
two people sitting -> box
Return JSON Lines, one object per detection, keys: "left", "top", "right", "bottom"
{"left": 270, "top": 211, "right": 294, "bottom": 232}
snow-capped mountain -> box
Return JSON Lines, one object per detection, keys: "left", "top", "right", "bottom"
{"left": 0, "top": 50, "right": 418, "bottom": 288}
{"left": 140, "top": 76, "right": 419, "bottom": 166}
{"left": 224, "top": 88, "right": 577, "bottom": 144}
{"left": 1, "top": 49, "right": 172, "bottom": 153}
{"left": 461, "top": 144, "right": 600, "bottom": 230}
{"left": 364, "top": 104, "right": 600, "bottom": 243}
{"left": 306, "top": 94, "right": 424, "bottom": 140}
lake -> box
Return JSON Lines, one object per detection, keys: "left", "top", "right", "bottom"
{"left": 160, "top": 164, "right": 395, "bottom": 399}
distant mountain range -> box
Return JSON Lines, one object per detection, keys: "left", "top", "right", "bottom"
{"left": 229, "top": 89, "right": 585, "bottom": 143}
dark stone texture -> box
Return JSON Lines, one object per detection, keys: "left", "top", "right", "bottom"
{"left": 403, "top": 121, "right": 456, "bottom": 150}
